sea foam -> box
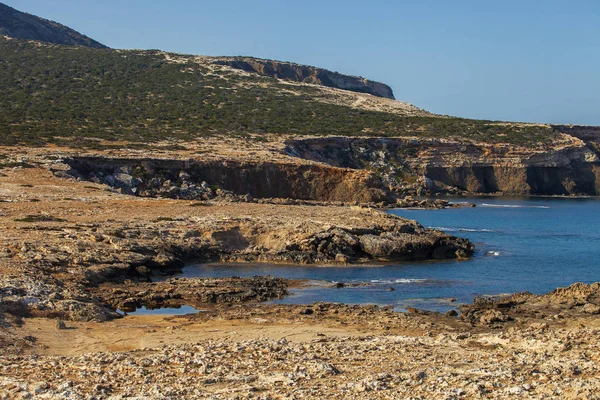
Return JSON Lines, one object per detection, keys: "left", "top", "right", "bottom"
{"left": 480, "top": 203, "right": 550, "bottom": 209}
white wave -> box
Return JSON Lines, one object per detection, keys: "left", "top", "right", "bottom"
{"left": 428, "top": 226, "right": 498, "bottom": 233}
{"left": 395, "top": 278, "right": 427, "bottom": 283}
{"left": 480, "top": 203, "right": 550, "bottom": 209}
{"left": 486, "top": 251, "right": 501, "bottom": 256}
{"left": 370, "top": 278, "right": 427, "bottom": 284}
{"left": 428, "top": 226, "right": 459, "bottom": 232}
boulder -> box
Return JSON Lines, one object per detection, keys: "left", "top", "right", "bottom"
{"left": 581, "top": 303, "right": 600, "bottom": 314}
{"left": 113, "top": 173, "right": 141, "bottom": 191}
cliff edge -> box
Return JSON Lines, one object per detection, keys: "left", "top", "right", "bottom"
{"left": 214, "top": 57, "right": 395, "bottom": 99}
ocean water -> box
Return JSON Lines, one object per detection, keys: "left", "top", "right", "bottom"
{"left": 171, "top": 197, "right": 600, "bottom": 312}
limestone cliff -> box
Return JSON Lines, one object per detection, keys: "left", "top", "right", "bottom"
{"left": 552, "top": 125, "right": 600, "bottom": 157}
{"left": 214, "top": 57, "right": 395, "bottom": 99}
{"left": 62, "top": 156, "right": 393, "bottom": 203}
{"left": 285, "top": 132, "right": 600, "bottom": 196}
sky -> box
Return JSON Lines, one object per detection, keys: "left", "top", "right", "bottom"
{"left": 5, "top": 0, "right": 600, "bottom": 125}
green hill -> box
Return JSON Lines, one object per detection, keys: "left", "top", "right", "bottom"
{"left": 0, "top": 37, "right": 561, "bottom": 149}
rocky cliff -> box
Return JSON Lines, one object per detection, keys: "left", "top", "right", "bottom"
{"left": 285, "top": 133, "right": 600, "bottom": 196}
{"left": 552, "top": 125, "right": 600, "bottom": 157}
{"left": 0, "top": 2, "right": 107, "bottom": 48}
{"left": 1, "top": 6, "right": 599, "bottom": 197}
{"left": 61, "top": 156, "right": 393, "bottom": 203}
{"left": 214, "top": 57, "right": 395, "bottom": 99}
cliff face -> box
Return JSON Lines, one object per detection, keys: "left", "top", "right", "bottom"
{"left": 552, "top": 125, "right": 600, "bottom": 157}
{"left": 285, "top": 135, "right": 600, "bottom": 196}
{"left": 214, "top": 58, "right": 395, "bottom": 99}
{"left": 0, "top": 2, "right": 107, "bottom": 48}
{"left": 63, "top": 157, "right": 392, "bottom": 203}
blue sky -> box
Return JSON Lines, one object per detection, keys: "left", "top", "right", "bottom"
{"left": 5, "top": 0, "right": 600, "bottom": 125}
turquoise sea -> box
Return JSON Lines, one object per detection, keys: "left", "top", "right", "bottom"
{"left": 146, "top": 197, "right": 600, "bottom": 313}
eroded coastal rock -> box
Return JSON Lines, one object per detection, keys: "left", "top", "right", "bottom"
{"left": 285, "top": 135, "right": 600, "bottom": 195}
{"left": 0, "top": 165, "right": 473, "bottom": 322}
{"left": 460, "top": 282, "right": 600, "bottom": 326}
{"left": 97, "top": 276, "right": 290, "bottom": 312}
{"left": 1, "top": 208, "right": 472, "bottom": 322}
{"left": 56, "top": 156, "right": 393, "bottom": 204}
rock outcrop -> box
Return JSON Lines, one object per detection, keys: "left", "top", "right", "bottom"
{"left": 0, "top": 2, "right": 107, "bottom": 48}
{"left": 0, "top": 164, "right": 473, "bottom": 321}
{"left": 59, "top": 156, "right": 394, "bottom": 204}
{"left": 553, "top": 125, "right": 600, "bottom": 157}
{"left": 98, "top": 276, "right": 290, "bottom": 312}
{"left": 214, "top": 57, "right": 395, "bottom": 99}
{"left": 460, "top": 282, "right": 600, "bottom": 326}
{"left": 285, "top": 134, "right": 600, "bottom": 196}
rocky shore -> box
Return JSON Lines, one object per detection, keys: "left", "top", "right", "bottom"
{"left": 97, "top": 276, "right": 291, "bottom": 313}
{"left": 1, "top": 145, "right": 599, "bottom": 399}
{"left": 1, "top": 24, "right": 599, "bottom": 398}
{"left": 394, "top": 196, "right": 476, "bottom": 209}
{"left": 2, "top": 284, "right": 600, "bottom": 399}
{"left": 0, "top": 161, "right": 473, "bottom": 323}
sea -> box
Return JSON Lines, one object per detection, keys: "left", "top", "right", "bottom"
{"left": 141, "top": 197, "right": 600, "bottom": 314}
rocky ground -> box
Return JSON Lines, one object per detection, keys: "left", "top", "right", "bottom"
{"left": 1, "top": 145, "right": 599, "bottom": 399}
{"left": 2, "top": 293, "right": 600, "bottom": 399}
{"left": 0, "top": 154, "right": 473, "bottom": 318}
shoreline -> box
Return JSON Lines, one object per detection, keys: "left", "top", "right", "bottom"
{"left": 437, "top": 193, "right": 599, "bottom": 200}
{"left": 0, "top": 164, "right": 474, "bottom": 323}
{"left": 3, "top": 283, "right": 600, "bottom": 398}
{"left": 2, "top": 147, "right": 600, "bottom": 398}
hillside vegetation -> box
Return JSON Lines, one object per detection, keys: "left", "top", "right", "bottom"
{"left": 0, "top": 38, "right": 563, "bottom": 148}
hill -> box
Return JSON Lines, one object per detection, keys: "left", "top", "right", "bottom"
{"left": 0, "top": 2, "right": 107, "bottom": 48}
{"left": 0, "top": 37, "right": 561, "bottom": 149}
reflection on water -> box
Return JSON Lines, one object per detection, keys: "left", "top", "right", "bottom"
{"left": 127, "top": 305, "right": 199, "bottom": 315}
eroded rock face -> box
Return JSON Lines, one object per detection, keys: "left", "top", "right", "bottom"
{"left": 285, "top": 136, "right": 600, "bottom": 195}
{"left": 58, "top": 156, "right": 394, "bottom": 203}
{"left": 214, "top": 58, "right": 395, "bottom": 99}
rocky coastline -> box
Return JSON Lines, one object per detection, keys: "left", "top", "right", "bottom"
{"left": 285, "top": 135, "right": 600, "bottom": 196}
{"left": 2, "top": 282, "right": 600, "bottom": 398}
{"left": 97, "top": 276, "right": 291, "bottom": 313}
{"left": 0, "top": 159, "right": 474, "bottom": 324}
{"left": 1, "top": 22, "right": 599, "bottom": 397}
{"left": 1, "top": 144, "right": 599, "bottom": 399}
